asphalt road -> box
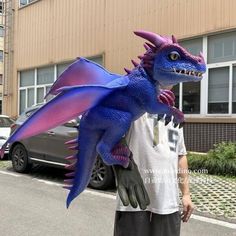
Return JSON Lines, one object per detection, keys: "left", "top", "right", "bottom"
{"left": 0, "top": 168, "right": 235, "bottom": 236}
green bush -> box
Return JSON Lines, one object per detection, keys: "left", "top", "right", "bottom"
{"left": 188, "top": 142, "right": 236, "bottom": 177}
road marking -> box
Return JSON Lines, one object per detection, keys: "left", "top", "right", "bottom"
{"left": 84, "top": 189, "right": 116, "bottom": 200}
{"left": 32, "top": 177, "right": 117, "bottom": 199}
{"left": 191, "top": 214, "right": 236, "bottom": 229}
{"left": 32, "top": 178, "right": 63, "bottom": 187}
{"left": 0, "top": 170, "right": 20, "bottom": 177}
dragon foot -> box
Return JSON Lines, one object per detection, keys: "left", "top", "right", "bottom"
{"left": 157, "top": 107, "right": 185, "bottom": 128}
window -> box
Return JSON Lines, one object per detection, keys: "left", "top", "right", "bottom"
{"left": 18, "top": 56, "right": 103, "bottom": 114}
{"left": 0, "top": 74, "right": 2, "bottom": 85}
{"left": 20, "top": 70, "right": 34, "bottom": 87}
{"left": 57, "top": 62, "right": 73, "bottom": 77}
{"left": 0, "top": 50, "right": 3, "bottom": 62}
{"left": 172, "top": 84, "right": 179, "bottom": 109}
{"left": 19, "top": 0, "right": 28, "bottom": 6}
{"left": 19, "top": 90, "right": 26, "bottom": 114}
{"left": 0, "top": 100, "right": 2, "bottom": 114}
{"left": 19, "top": 0, "right": 37, "bottom": 7}
{"left": 37, "top": 66, "right": 54, "bottom": 85}
{"left": 208, "top": 31, "right": 236, "bottom": 64}
{"left": 177, "top": 38, "right": 202, "bottom": 113}
{"left": 208, "top": 67, "right": 229, "bottom": 114}
{"left": 0, "top": 1, "right": 4, "bottom": 14}
{"left": 183, "top": 83, "right": 200, "bottom": 114}
{"left": 0, "top": 26, "right": 4, "bottom": 37}
{"left": 232, "top": 66, "right": 236, "bottom": 113}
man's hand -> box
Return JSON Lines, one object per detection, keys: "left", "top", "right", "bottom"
{"left": 113, "top": 156, "right": 150, "bottom": 210}
{"left": 181, "top": 194, "right": 195, "bottom": 222}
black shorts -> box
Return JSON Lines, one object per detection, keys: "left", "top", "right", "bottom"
{"left": 113, "top": 211, "right": 181, "bottom": 236}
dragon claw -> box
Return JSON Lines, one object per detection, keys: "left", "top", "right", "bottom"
{"left": 171, "top": 107, "right": 185, "bottom": 125}
{"left": 173, "top": 123, "right": 179, "bottom": 128}
{"left": 157, "top": 114, "right": 165, "bottom": 121}
{"left": 164, "top": 115, "right": 172, "bottom": 126}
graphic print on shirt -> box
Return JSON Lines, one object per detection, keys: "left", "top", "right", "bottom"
{"left": 153, "top": 116, "right": 159, "bottom": 147}
{"left": 148, "top": 114, "right": 179, "bottom": 152}
{"left": 168, "top": 129, "right": 179, "bottom": 152}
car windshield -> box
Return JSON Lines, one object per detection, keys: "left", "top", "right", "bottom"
{"left": 0, "top": 117, "right": 14, "bottom": 127}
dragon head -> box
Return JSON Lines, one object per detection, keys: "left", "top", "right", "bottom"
{"left": 134, "top": 30, "right": 206, "bottom": 86}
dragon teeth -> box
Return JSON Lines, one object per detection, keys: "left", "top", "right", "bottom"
{"left": 173, "top": 68, "right": 203, "bottom": 77}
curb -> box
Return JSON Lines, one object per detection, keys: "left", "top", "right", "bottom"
{"left": 193, "top": 210, "right": 236, "bottom": 224}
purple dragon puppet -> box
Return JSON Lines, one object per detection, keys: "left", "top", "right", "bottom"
{"left": 0, "top": 31, "right": 206, "bottom": 207}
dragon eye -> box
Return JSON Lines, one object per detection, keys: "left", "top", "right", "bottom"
{"left": 169, "top": 51, "right": 180, "bottom": 61}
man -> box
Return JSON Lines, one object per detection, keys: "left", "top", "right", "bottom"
{"left": 113, "top": 111, "right": 194, "bottom": 236}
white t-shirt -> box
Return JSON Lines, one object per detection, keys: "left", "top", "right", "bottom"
{"left": 116, "top": 113, "right": 187, "bottom": 214}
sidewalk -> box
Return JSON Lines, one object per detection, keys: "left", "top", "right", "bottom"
{"left": 187, "top": 173, "right": 236, "bottom": 223}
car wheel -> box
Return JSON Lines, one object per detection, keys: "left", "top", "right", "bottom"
{"left": 11, "top": 144, "right": 32, "bottom": 173}
{"left": 89, "top": 156, "right": 114, "bottom": 190}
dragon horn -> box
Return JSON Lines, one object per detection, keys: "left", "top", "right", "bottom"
{"left": 131, "top": 59, "right": 139, "bottom": 67}
{"left": 134, "top": 30, "right": 165, "bottom": 47}
{"left": 145, "top": 42, "right": 156, "bottom": 51}
{"left": 172, "top": 35, "right": 178, "bottom": 43}
{"left": 199, "top": 51, "right": 204, "bottom": 59}
{"left": 124, "top": 68, "right": 131, "bottom": 74}
{"left": 143, "top": 43, "right": 149, "bottom": 50}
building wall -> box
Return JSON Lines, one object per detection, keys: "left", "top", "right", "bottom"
{"left": 3, "top": 0, "right": 236, "bottom": 150}
{"left": 0, "top": 0, "right": 4, "bottom": 114}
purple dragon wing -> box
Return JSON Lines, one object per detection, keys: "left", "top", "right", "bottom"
{"left": 45, "top": 57, "right": 121, "bottom": 98}
{"left": 0, "top": 73, "right": 129, "bottom": 158}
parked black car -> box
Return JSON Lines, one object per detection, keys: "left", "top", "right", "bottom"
{"left": 9, "top": 105, "right": 114, "bottom": 189}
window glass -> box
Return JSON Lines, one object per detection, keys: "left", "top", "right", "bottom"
{"left": 0, "top": 26, "right": 4, "bottom": 37}
{"left": 20, "top": 90, "right": 26, "bottom": 114}
{"left": 0, "top": 50, "right": 3, "bottom": 62}
{"left": 20, "top": 70, "right": 35, "bottom": 87}
{"left": 19, "top": 0, "right": 28, "bottom": 6}
{"left": 232, "top": 66, "right": 236, "bottom": 113}
{"left": 179, "top": 38, "right": 202, "bottom": 56}
{"left": 37, "top": 66, "right": 54, "bottom": 85}
{"left": 37, "top": 87, "right": 44, "bottom": 104}
{"left": 172, "top": 84, "right": 179, "bottom": 109}
{"left": 90, "top": 56, "right": 103, "bottom": 65}
{"left": 208, "top": 31, "right": 236, "bottom": 63}
{"left": 208, "top": 67, "right": 229, "bottom": 113}
{"left": 0, "top": 2, "right": 4, "bottom": 14}
{"left": 27, "top": 88, "right": 35, "bottom": 107}
{"left": 183, "top": 82, "right": 200, "bottom": 114}
{"left": 1, "top": 117, "right": 14, "bottom": 127}
{"left": 57, "top": 62, "right": 72, "bottom": 77}
{"left": 0, "top": 74, "right": 2, "bottom": 85}
{"left": 45, "top": 86, "right": 54, "bottom": 102}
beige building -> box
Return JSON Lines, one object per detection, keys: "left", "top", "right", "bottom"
{"left": 0, "top": 0, "right": 5, "bottom": 114}
{"left": 3, "top": 0, "right": 236, "bottom": 151}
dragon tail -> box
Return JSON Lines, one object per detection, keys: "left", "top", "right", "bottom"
{"left": 64, "top": 127, "right": 101, "bottom": 208}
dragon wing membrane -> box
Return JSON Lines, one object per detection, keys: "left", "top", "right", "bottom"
{"left": 46, "top": 57, "right": 122, "bottom": 97}
{"left": 0, "top": 61, "right": 129, "bottom": 158}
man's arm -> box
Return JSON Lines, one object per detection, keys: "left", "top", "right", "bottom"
{"left": 178, "top": 155, "right": 195, "bottom": 222}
